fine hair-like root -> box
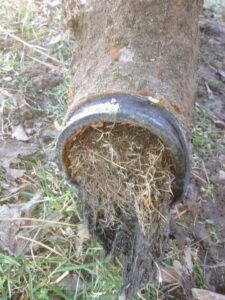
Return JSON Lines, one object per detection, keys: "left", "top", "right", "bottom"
{"left": 68, "top": 122, "right": 175, "bottom": 233}
{"left": 67, "top": 122, "right": 176, "bottom": 299}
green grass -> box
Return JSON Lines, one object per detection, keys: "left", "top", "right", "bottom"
{"left": 1, "top": 1, "right": 225, "bottom": 299}
{"left": 0, "top": 253, "right": 123, "bottom": 299}
{"left": 204, "top": 0, "right": 225, "bottom": 19}
{"left": 0, "top": 153, "right": 124, "bottom": 299}
{"left": 193, "top": 259, "right": 208, "bottom": 290}
{"left": 191, "top": 105, "right": 225, "bottom": 154}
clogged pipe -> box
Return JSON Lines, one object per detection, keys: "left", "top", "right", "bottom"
{"left": 57, "top": 0, "right": 202, "bottom": 200}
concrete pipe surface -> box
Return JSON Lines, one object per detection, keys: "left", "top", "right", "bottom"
{"left": 56, "top": 1, "right": 202, "bottom": 298}
{"left": 57, "top": 0, "right": 202, "bottom": 200}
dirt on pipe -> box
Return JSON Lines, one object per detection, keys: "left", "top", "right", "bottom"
{"left": 62, "top": 0, "right": 202, "bottom": 127}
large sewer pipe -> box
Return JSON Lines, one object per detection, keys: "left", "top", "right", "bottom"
{"left": 56, "top": 0, "right": 202, "bottom": 201}
{"left": 56, "top": 1, "right": 202, "bottom": 297}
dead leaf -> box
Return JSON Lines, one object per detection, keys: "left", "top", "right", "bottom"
{"left": 47, "top": 0, "right": 61, "bottom": 8}
{"left": 2, "top": 76, "right": 12, "bottom": 82}
{"left": 60, "top": 273, "right": 84, "bottom": 293}
{"left": 0, "top": 88, "right": 14, "bottom": 98}
{"left": 46, "top": 31, "right": 63, "bottom": 47}
{"left": 54, "top": 120, "right": 63, "bottom": 131}
{"left": 12, "top": 124, "right": 29, "bottom": 141}
{"left": 214, "top": 120, "right": 225, "bottom": 130}
{"left": 157, "top": 266, "right": 179, "bottom": 283}
{"left": 0, "top": 139, "right": 38, "bottom": 169}
{"left": 217, "top": 70, "right": 225, "bottom": 83}
{"left": 14, "top": 210, "right": 64, "bottom": 256}
{"left": 192, "top": 288, "right": 225, "bottom": 300}
{"left": 205, "top": 82, "right": 214, "bottom": 101}
{"left": 0, "top": 139, "right": 38, "bottom": 185}
{"left": 0, "top": 205, "right": 21, "bottom": 255}
{"left": 75, "top": 223, "right": 90, "bottom": 256}
{"left": 13, "top": 94, "right": 27, "bottom": 107}
{"left": 173, "top": 260, "right": 183, "bottom": 278}
{"left": 63, "top": 226, "right": 74, "bottom": 238}
{"left": 219, "top": 170, "right": 225, "bottom": 181}
{"left": 21, "top": 191, "right": 42, "bottom": 216}
{"left": 0, "top": 185, "right": 27, "bottom": 205}
{"left": 77, "top": 223, "right": 90, "bottom": 241}
{"left": 0, "top": 191, "right": 43, "bottom": 255}
{"left": 0, "top": 88, "right": 27, "bottom": 106}
{"left": 183, "top": 246, "right": 193, "bottom": 273}
{"left": 7, "top": 168, "right": 25, "bottom": 180}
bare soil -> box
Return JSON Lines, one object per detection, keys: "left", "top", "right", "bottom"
{"left": 168, "top": 8, "right": 225, "bottom": 298}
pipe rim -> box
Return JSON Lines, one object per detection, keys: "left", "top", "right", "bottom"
{"left": 56, "top": 93, "right": 190, "bottom": 201}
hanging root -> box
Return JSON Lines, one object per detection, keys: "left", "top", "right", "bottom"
{"left": 67, "top": 122, "right": 176, "bottom": 299}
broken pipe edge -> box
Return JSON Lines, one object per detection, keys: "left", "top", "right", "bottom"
{"left": 56, "top": 93, "right": 191, "bottom": 202}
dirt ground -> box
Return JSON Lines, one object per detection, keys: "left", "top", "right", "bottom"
{"left": 167, "top": 7, "right": 225, "bottom": 298}
{"left": 0, "top": 3, "right": 225, "bottom": 300}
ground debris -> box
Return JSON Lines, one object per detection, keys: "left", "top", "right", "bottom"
{"left": 60, "top": 273, "right": 84, "bottom": 294}
{"left": 75, "top": 222, "right": 90, "bottom": 256}
{"left": 0, "top": 191, "right": 42, "bottom": 255}
{"left": 0, "top": 205, "right": 21, "bottom": 255}
{"left": 32, "top": 72, "right": 61, "bottom": 90}
{"left": 192, "top": 288, "right": 225, "bottom": 300}
{"left": 0, "top": 139, "right": 38, "bottom": 196}
{"left": 11, "top": 124, "right": 30, "bottom": 141}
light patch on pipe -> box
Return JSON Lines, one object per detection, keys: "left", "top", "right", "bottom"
{"left": 66, "top": 100, "right": 120, "bottom": 128}
{"left": 147, "top": 96, "right": 165, "bottom": 109}
{"left": 119, "top": 48, "right": 134, "bottom": 63}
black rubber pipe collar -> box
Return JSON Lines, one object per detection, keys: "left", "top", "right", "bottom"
{"left": 56, "top": 93, "right": 190, "bottom": 201}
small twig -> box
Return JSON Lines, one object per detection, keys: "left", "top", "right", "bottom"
{"left": 204, "top": 262, "right": 225, "bottom": 269}
{"left": 21, "top": 191, "right": 42, "bottom": 216}
{"left": 28, "top": 55, "right": 66, "bottom": 74}
{"left": 0, "top": 240, "right": 14, "bottom": 255}
{"left": 16, "top": 235, "right": 63, "bottom": 257}
{"left": 166, "top": 283, "right": 181, "bottom": 294}
{"left": 0, "top": 184, "right": 28, "bottom": 204}
{"left": 0, "top": 27, "right": 62, "bottom": 65}
{"left": 204, "top": 81, "right": 214, "bottom": 101}
{"left": 174, "top": 208, "right": 188, "bottom": 220}
{"left": 92, "top": 151, "right": 126, "bottom": 170}
{"left": 202, "top": 160, "right": 210, "bottom": 184}
{"left": 1, "top": 217, "right": 75, "bottom": 227}
{"left": 54, "top": 271, "right": 69, "bottom": 284}
{"left": 0, "top": 191, "right": 23, "bottom": 204}
{"left": 191, "top": 171, "right": 207, "bottom": 184}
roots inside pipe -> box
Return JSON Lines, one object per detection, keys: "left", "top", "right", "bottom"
{"left": 67, "top": 122, "right": 176, "bottom": 299}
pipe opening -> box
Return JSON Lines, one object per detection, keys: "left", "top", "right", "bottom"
{"left": 66, "top": 121, "right": 175, "bottom": 234}
{"left": 57, "top": 94, "right": 190, "bottom": 202}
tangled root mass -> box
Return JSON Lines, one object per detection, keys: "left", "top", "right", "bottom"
{"left": 68, "top": 122, "right": 176, "bottom": 299}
